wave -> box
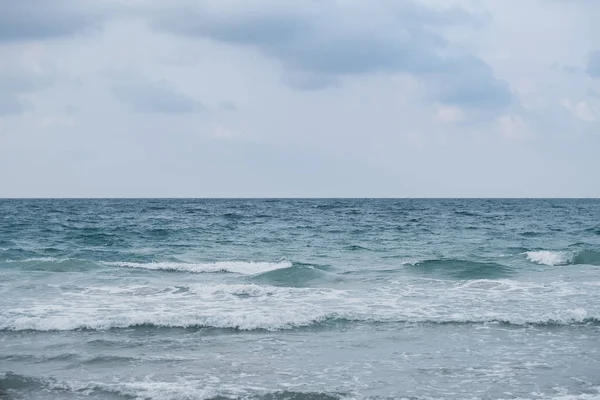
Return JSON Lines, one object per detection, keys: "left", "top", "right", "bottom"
{"left": 344, "top": 245, "right": 373, "bottom": 251}
{"left": 2, "top": 281, "right": 598, "bottom": 332}
{"left": 0, "top": 372, "right": 48, "bottom": 393}
{"left": 222, "top": 212, "right": 244, "bottom": 219}
{"left": 0, "top": 372, "right": 134, "bottom": 399}
{"left": 408, "top": 259, "right": 515, "bottom": 279}
{"left": 101, "top": 260, "right": 292, "bottom": 275}
{"left": 5, "top": 257, "right": 71, "bottom": 263}
{"left": 525, "top": 251, "right": 572, "bottom": 266}
{"left": 2, "top": 372, "right": 597, "bottom": 400}
{"left": 521, "top": 231, "right": 542, "bottom": 237}
{"left": 3, "top": 257, "right": 320, "bottom": 278}
{"left": 250, "top": 263, "right": 339, "bottom": 287}
{"left": 0, "top": 373, "right": 348, "bottom": 400}
{"left": 454, "top": 210, "right": 480, "bottom": 217}
{"left": 2, "top": 313, "right": 597, "bottom": 333}
{"left": 584, "top": 226, "right": 600, "bottom": 236}
{"left": 65, "top": 230, "right": 121, "bottom": 246}
{"left": 573, "top": 250, "right": 600, "bottom": 266}
{"left": 1, "top": 257, "right": 94, "bottom": 272}
{"left": 1, "top": 353, "right": 191, "bottom": 365}
{"left": 525, "top": 250, "right": 600, "bottom": 266}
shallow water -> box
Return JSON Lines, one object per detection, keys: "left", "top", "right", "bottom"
{"left": 1, "top": 199, "right": 599, "bottom": 399}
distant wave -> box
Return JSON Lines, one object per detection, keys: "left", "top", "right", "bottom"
{"left": 454, "top": 210, "right": 480, "bottom": 217}
{"left": 0, "top": 353, "right": 192, "bottom": 365}
{"left": 5, "top": 257, "right": 71, "bottom": 264}
{"left": 406, "top": 259, "right": 515, "bottom": 279}
{"left": 2, "top": 257, "right": 86, "bottom": 273}
{"left": 525, "top": 250, "right": 600, "bottom": 266}
{"left": 584, "top": 226, "right": 600, "bottom": 236}
{"left": 4, "top": 258, "right": 306, "bottom": 277}
{"left": 101, "top": 260, "right": 292, "bottom": 275}
{"left": 344, "top": 244, "right": 373, "bottom": 251}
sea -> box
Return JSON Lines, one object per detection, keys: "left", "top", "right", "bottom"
{"left": 1, "top": 198, "right": 599, "bottom": 400}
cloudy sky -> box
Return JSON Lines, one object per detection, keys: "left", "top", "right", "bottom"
{"left": 1, "top": 0, "right": 599, "bottom": 197}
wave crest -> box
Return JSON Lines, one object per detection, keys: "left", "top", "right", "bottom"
{"left": 525, "top": 250, "right": 600, "bottom": 266}
{"left": 101, "top": 260, "right": 292, "bottom": 275}
{"left": 2, "top": 312, "right": 597, "bottom": 332}
{"left": 525, "top": 251, "right": 572, "bottom": 266}
{"left": 5, "top": 257, "right": 71, "bottom": 264}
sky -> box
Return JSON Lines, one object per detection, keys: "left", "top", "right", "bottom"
{"left": 1, "top": 0, "right": 599, "bottom": 198}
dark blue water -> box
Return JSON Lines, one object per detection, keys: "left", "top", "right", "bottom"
{"left": 1, "top": 199, "right": 600, "bottom": 399}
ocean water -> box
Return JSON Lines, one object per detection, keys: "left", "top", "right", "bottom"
{"left": 1, "top": 199, "right": 600, "bottom": 400}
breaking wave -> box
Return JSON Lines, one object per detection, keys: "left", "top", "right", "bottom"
{"left": 0, "top": 372, "right": 348, "bottom": 400}
{"left": 2, "top": 312, "right": 597, "bottom": 333}
{"left": 4, "top": 257, "right": 71, "bottom": 264}
{"left": 2, "top": 281, "right": 598, "bottom": 332}
{"left": 525, "top": 251, "right": 573, "bottom": 266}
{"left": 101, "top": 260, "right": 292, "bottom": 275}
{"left": 525, "top": 250, "right": 600, "bottom": 266}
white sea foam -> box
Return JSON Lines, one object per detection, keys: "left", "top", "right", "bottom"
{"left": 1, "top": 279, "right": 598, "bottom": 332}
{"left": 5, "top": 257, "right": 70, "bottom": 263}
{"left": 399, "top": 259, "right": 423, "bottom": 266}
{"left": 525, "top": 251, "right": 572, "bottom": 266}
{"left": 4, "top": 370, "right": 599, "bottom": 400}
{"left": 18, "top": 375, "right": 225, "bottom": 400}
{"left": 100, "top": 260, "right": 292, "bottom": 275}
{"left": 502, "top": 393, "right": 600, "bottom": 400}
{"left": 43, "top": 375, "right": 297, "bottom": 400}
{"left": 550, "top": 392, "right": 600, "bottom": 400}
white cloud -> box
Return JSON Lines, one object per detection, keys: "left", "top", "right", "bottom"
{"left": 562, "top": 99, "right": 597, "bottom": 122}
{"left": 403, "top": 131, "right": 426, "bottom": 148}
{"left": 434, "top": 104, "right": 466, "bottom": 123}
{"left": 209, "top": 125, "right": 248, "bottom": 140}
{"left": 574, "top": 101, "right": 596, "bottom": 122}
{"left": 108, "top": 72, "right": 202, "bottom": 114}
{"left": 496, "top": 114, "right": 529, "bottom": 141}
{"left": 41, "top": 114, "right": 76, "bottom": 128}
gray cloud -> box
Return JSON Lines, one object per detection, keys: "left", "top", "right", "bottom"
{"left": 432, "top": 56, "right": 514, "bottom": 109}
{"left": 151, "top": 1, "right": 512, "bottom": 109}
{"left": 0, "top": 1, "right": 512, "bottom": 110}
{"left": 0, "top": 65, "right": 55, "bottom": 115}
{"left": 151, "top": 1, "right": 453, "bottom": 77}
{"left": 0, "top": 0, "right": 109, "bottom": 42}
{"left": 586, "top": 50, "right": 600, "bottom": 78}
{"left": 109, "top": 73, "right": 202, "bottom": 114}
{"left": 0, "top": 94, "right": 23, "bottom": 116}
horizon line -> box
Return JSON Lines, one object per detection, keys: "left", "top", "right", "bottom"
{"left": 1, "top": 197, "right": 599, "bottom": 200}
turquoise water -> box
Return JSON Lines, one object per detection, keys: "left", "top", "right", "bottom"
{"left": 1, "top": 199, "right": 600, "bottom": 399}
